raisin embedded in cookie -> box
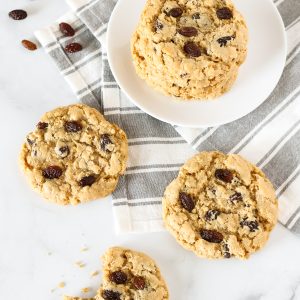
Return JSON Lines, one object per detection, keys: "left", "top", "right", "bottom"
{"left": 162, "top": 151, "right": 278, "bottom": 259}
{"left": 131, "top": 0, "right": 248, "bottom": 99}
{"left": 63, "top": 247, "right": 169, "bottom": 300}
{"left": 19, "top": 104, "right": 128, "bottom": 205}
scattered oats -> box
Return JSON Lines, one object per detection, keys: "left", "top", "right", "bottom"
{"left": 90, "top": 270, "right": 99, "bottom": 277}
{"left": 80, "top": 247, "right": 89, "bottom": 252}
{"left": 75, "top": 261, "right": 86, "bottom": 268}
{"left": 81, "top": 287, "right": 90, "bottom": 293}
{"left": 58, "top": 282, "right": 65, "bottom": 288}
{"left": 48, "top": 252, "right": 52, "bottom": 256}
{"left": 51, "top": 288, "right": 56, "bottom": 293}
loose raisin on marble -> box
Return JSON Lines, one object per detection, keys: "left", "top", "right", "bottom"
{"left": 109, "top": 271, "right": 127, "bottom": 284}
{"left": 42, "top": 166, "right": 63, "bottom": 179}
{"left": 9, "top": 9, "right": 27, "bottom": 20}
{"left": 215, "top": 169, "right": 233, "bottom": 183}
{"left": 179, "top": 192, "right": 195, "bottom": 212}
{"left": 132, "top": 276, "right": 146, "bottom": 290}
{"left": 200, "top": 229, "right": 223, "bottom": 243}
{"left": 22, "top": 40, "right": 37, "bottom": 51}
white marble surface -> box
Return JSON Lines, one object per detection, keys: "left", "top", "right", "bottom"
{"left": 1, "top": 1, "right": 300, "bottom": 300}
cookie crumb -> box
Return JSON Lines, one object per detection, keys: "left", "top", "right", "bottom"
{"left": 75, "top": 261, "right": 86, "bottom": 268}
{"left": 81, "top": 287, "right": 90, "bottom": 293}
{"left": 90, "top": 270, "right": 99, "bottom": 277}
{"left": 80, "top": 247, "right": 89, "bottom": 252}
{"left": 58, "top": 282, "right": 65, "bottom": 288}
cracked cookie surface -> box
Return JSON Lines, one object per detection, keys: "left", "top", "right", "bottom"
{"left": 162, "top": 151, "right": 278, "bottom": 259}
{"left": 64, "top": 247, "right": 169, "bottom": 300}
{"left": 131, "top": 0, "right": 248, "bottom": 99}
{"left": 20, "top": 104, "right": 128, "bottom": 205}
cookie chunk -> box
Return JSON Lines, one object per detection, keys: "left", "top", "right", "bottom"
{"left": 131, "top": 0, "right": 248, "bottom": 99}
{"left": 98, "top": 247, "right": 169, "bottom": 300}
{"left": 162, "top": 152, "right": 278, "bottom": 259}
{"left": 64, "top": 247, "right": 169, "bottom": 300}
{"left": 20, "top": 104, "right": 128, "bottom": 205}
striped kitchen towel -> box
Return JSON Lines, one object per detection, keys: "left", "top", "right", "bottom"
{"left": 35, "top": 0, "right": 300, "bottom": 234}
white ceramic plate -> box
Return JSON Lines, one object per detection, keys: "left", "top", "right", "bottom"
{"left": 107, "top": 0, "right": 286, "bottom": 128}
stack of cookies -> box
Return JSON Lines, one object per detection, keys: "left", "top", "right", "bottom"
{"left": 131, "top": 0, "right": 248, "bottom": 99}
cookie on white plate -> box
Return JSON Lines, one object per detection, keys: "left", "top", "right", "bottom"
{"left": 131, "top": 0, "right": 248, "bottom": 99}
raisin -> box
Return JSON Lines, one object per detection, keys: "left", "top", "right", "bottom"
{"left": 27, "top": 137, "right": 34, "bottom": 145}
{"left": 79, "top": 175, "right": 96, "bottom": 187}
{"left": 37, "top": 122, "right": 48, "bottom": 130}
{"left": 217, "top": 36, "right": 233, "bottom": 47}
{"left": 240, "top": 219, "right": 259, "bottom": 232}
{"left": 215, "top": 169, "right": 233, "bottom": 183}
{"left": 64, "top": 121, "right": 82, "bottom": 132}
{"left": 167, "top": 7, "right": 183, "bottom": 18}
{"left": 179, "top": 192, "right": 195, "bottom": 212}
{"left": 22, "top": 40, "right": 37, "bottom": 51}
{"left": 216, "top": 7, "right": 233, "bottom": 20}
{"left": 42, "top": 166, "right": 63, "bottom": 179}
{"left": 223, "top": 244, "right": 231, "bottom": 258}
{"left": 155, "top": 20, "right": 164, "bottom": 31}
{"left": 192, "top": 12, "right": 200, "bottom": 20}
{"left": 100, "top": 134, "right": 113, "bottom": 151}
{"left": 183, "top": 42, "right": 201, "bottom": 57}
{"left": 229, "top": 192, "right": 243, "bottom": 202}
{"left": 178, "top": 27, "right": 198, "bottom": 37}
{"left": 102, "top": 290, "right": 121, "bottom": 300}
{"left": 200, "top": 229, "right": 223, "bottom": 243}
{"left": 65, "top": 42, "right": 82, "bottom": 53}
{"left": 59, "top": 22, "right": 75, "bottom": 37}
{"left": 109, "top": 271, "right": 127, "bottom": 284}
{"left": 56, "top": 146, "right": 69, "bottom": 158}
{"left": 205, "top": 210, "right": 220, "bottom": 221}
{"left": 9, "top": 9, "right": 27, "bottom": 20}
{"left": 132, "top": 276, "right": 146, "bottom": 290}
